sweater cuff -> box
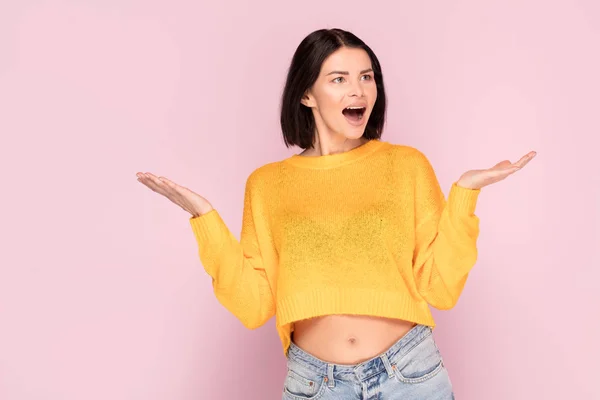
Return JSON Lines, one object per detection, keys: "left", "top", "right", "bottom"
{"left": 189, "top": 209, "right": 226, "bottom": 245}
{"left": 448, "top": 182, "right": 481, "bottom": 215}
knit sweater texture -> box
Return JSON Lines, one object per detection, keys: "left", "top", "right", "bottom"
{"left": 189, "top": 139, "right": 481, "bottom": 355}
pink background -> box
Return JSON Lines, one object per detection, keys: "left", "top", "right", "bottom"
{"left": 1, "top": 1, "right": 598, "bottom": 399}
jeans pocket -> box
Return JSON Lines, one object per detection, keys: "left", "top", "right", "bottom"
{"left": 392, "top": 332, "right": 444, "bottom": 384}
{"left": 283, "top": 368, "right": 327, "bottom": 400}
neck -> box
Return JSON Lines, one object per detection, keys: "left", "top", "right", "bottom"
{"left": 301, "top": 135, "right": 369, "bottom": 157}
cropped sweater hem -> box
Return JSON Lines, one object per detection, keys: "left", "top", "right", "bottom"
{"left": 276, "top": 287, "right": 436, "bottom": 355}
{"left": 277, "top": 287, "right": 435, "bottom": 328}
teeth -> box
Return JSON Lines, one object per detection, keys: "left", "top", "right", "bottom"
{"left": 346, "top": 106, "right": 365, "bottom": 110}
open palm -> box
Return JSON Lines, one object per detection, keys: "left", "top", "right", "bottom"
{"left": 457, "top": 151, "right": 537, "bottom": 190}
{"left": 136, "top": 172, "right": 213, "bottom": 217}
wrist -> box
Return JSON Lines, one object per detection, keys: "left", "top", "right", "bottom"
{"left": 191, "top": 205, "right": 214, "bottom": 218}
{"left": 455, "top": 179, "right": 481, "bottom": 190}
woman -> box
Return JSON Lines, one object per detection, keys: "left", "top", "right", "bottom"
{"left": 137, "top": 28, "right": 535, "bottom": 399}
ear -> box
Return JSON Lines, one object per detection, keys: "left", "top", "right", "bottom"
{"left": 300, "top": 90, "right": 316, "bottom": 108}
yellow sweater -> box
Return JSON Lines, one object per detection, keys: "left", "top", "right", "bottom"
{"left": 189, "top": 139, "right": 481, "bottom": 355}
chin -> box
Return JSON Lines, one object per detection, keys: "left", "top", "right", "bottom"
{"left": 340, "top": 115, "right": 371, "bottom": 139}
{"left": 340, "top": 122, "right": 368, "bottom": 139}
{"left": 343, "top": 130, "right": 366, "bottom": 140}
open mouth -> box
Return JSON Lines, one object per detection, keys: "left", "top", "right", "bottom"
{"left": 342, "top": 106, "right": 366, "bottom": 123}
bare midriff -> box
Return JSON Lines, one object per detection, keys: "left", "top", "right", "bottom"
{"left": 291, "top": 315, "right": 417, "bottom": 365}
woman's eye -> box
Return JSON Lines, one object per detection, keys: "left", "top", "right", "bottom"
{"left": 332, "top": 75, "right": 372, "bottom": 83}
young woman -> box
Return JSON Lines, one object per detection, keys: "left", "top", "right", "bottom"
{"left": 137, "top": 28, "right": 535, "bottom": 399}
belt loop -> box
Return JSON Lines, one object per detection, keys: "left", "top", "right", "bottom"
{"left": 380, "top": 353, "right": 395, "bottom": 379}
{"left": 326, "top": 364, "right": 335, "bottom": 388}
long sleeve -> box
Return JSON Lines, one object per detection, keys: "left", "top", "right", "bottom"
{"left": 189, "top": 172, "right": 275, "bottom": 329}
{"left": 411, "top": 151, "right": 481, "bottom": 310}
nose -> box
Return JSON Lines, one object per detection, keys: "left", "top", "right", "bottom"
{"left": 348, "top": 79, "right": 365, "bottom": 97}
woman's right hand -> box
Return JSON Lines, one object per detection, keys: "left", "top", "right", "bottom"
{"left": 136, "top": 172, "right": 213, "bottom": 217}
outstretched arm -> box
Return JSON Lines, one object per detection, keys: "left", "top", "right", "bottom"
{"left": 190, "top": 172, "right": 275, "bottom": 329}
{"left": 412, "top": 149, "right": 536, "bottom": 309}
{"left": 412, "top": 151, "right": 481, "bottom": 310}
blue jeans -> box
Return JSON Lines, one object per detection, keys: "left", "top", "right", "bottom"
{"left": 283, "top": 324, "right": 454, "bottom": 399}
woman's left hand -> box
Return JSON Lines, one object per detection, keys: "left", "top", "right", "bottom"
{"left": 456, "top": 151, "right": 537, "bottom": 190}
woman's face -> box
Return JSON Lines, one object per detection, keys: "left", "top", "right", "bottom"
{"left": 301, "top": 46, "right": 377, "bottom": 141}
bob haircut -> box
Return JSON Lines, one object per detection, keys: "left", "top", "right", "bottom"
{"left": 280, "top": 28, "right": 387, "bottom": 149}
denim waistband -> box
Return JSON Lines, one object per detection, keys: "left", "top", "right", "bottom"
{"left": 287, "top": 324, "right": 433, "bottom": 383}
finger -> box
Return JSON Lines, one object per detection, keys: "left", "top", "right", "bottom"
{"left": 158, "top": 176, "right": 190, "bottom": 200}
{"left": 159, "top": 177, "right": 197, "bottom": 201}
{"left": 492, "top": 160, "right": 512, "bottom": 169}
{"left": 488, "top": 167, "right": 519, "bottom": 179}
{"left": 513, "top": 151, "right": 537, "bottom": 168}
{"left": 151, "top": 174, "right": 188, "bottom": 203}
{"left": 158, "top": 176, "right": 182, "bottom": 191}
{"left": 142, "top": 173, "right": 171, "bottom": 196}
{"left": 157, "top": 176, "right": 193, "bottom": 209}
{"left": 139, "top": 173, "right": 196, "bottom": 213}
{"left": 146, "top": 172, "right": 167, "bottom": 187}
{"left": 137, "top": 173, "right": 157, "bottom": 190}
{"left": 159, "top": 176, "right": 200, "bottom": 213}
{"left": 144, "top": 176, "right": 192, "bottom": 212}
{"left": 143, "top": 179, "right": 164, "bottom": 195}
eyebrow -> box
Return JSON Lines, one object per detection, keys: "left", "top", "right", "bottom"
{"left": 325, "top": 68, "right": 373, "bottom": 76}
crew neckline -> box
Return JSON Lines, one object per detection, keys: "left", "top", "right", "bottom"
{"left": 283, "top": 139, "right": 388, "bottom": 169}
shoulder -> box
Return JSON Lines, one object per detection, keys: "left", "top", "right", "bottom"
{"left": 245, "top": 160, "right": 282, "bottom": 189}
{"left": 383, "top": 142, "right": 435, "bottom": 169}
